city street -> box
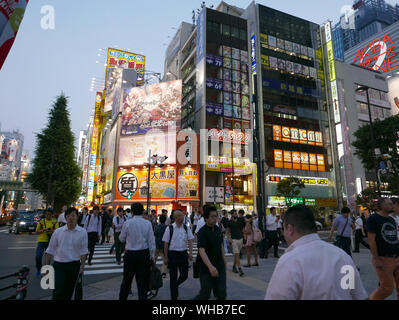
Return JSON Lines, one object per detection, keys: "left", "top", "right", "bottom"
{"left": 1, "top": 226, "right": 394, "bottom": 300}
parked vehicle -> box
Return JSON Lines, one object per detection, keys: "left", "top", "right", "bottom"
{"left": 9, "top": 212, "right": 38, "bottom": 234}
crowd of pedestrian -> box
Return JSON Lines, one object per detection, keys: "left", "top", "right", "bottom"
{"left": 34, "top": 197, "right": 399, "bottom": 300}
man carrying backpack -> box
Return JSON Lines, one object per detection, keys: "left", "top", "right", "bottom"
{"left": 112, "top": 207, "right": 127, "bottom": 265}
{"left": 162, "top": 210, "right": 194, "bottom": 300}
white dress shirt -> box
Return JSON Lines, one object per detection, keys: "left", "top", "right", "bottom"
{"left": 57, "top": 213, "right": 67, "bottom": 224}
{"left": 83, "top": 214, "right": 102, "bottom": 236}
{"left": 266, "top": 214, "right": 278, "bottom": 231}
{"left": 113, "top": 215, "right": 126, "bottom": 233}
{"left": 265, "top": 233, "right": 368, "bottom": 300}
{"left": 193, "top": 214, "right": 200, "bottom": 226}
{"left": 165, "top": 216, "right": 171, "bottom": 226}
{"left": 355, "top": 217, "right": 363, "bottom": 230}
{"left": 162, "top": 223, "right": 194, "bottom": 251}
{"left": 119, "top": 216, "right": 155, "bottom": 258}
{"left": 46, "top": 225, "right": 88, "bottom": 263}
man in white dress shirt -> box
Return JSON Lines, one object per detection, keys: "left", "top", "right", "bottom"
{"left": 265, "top": 207, "right": 280, "bottom": 258}
{"left": 119, "top": 203, "right": 156, "bottom": 300}
{"left": 57, "top": 205, "right": 68, "bottom": 227}
{"left": 112, "top": 207, "right": 127, "bottom": 264}
{"left": 45, "top": 207, "right": 88, "bottom": 300}
{"left": 163, "top": 210, "right": 194, "bottom": 300}
{"left": 83, "top": 205, "right": 102, "bottom": 265}
{"left": 265, "top": 205, "right": 368, "bottom": 300}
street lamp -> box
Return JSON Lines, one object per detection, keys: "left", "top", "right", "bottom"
{"left": 146, "top": 150, "right": 168, "bottom": 213}
{"left": 355, "top": 85, "right": 381, "bottom": 196}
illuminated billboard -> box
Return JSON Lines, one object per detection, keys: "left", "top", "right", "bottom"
{"left": 388, "top": 76, "right": 399, "bottom": 116}
{"left": 104, "top": 68, "right": 123, "bottom": 114}
{"left": 106, "top": 48, "right": 145, "bottom": 86}
{"left": 121, "top": 80, "right": 182, "bottom": 135}
{"left": 272, "top": 125, "right": 323, "bottom": 146}
{"left": 274, "top": 149, "right": 326, "bottom": 172}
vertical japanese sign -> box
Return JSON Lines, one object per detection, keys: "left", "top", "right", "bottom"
{"left": 87, "top": 92, "right": 103, "bottom": 203}
{"left": 251, "top": 34, "right": 257, "bottom": 95}
{"left": 195, "top": 8, "right": 206, "bottom": 111}
{"left": 325, "top": 21, "right": 340, "bottom": 124}
{"left": 0, "top": 0, "right": 29, "bottom": 70}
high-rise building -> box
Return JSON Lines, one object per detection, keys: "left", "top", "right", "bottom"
{"left": 0, "top": 130, "right": 24, "bottom": 181}
{"left": 333, "top": 0, "right": 399, "bottom": 60}
{"left": 164, "top": 2, "right": 341, "bottom": 213}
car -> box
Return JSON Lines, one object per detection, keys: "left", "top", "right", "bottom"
{"left": 9, "top": 211, "right": 38, "bottom": 234}
{"left": 315, "top": 221, "right": 323, "bottom": 231}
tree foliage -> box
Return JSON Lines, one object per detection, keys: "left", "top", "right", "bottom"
{"left": 352, "top": 115, "right": 399, "bottom": 194}
{"left": 27, "top": 94, "right": 81, "bottom": 212}
{"left": 356, "top": 187, "right": 378, "bottom": 212}
{"left": 276, "top": 177, "right": 305, "bottom": 207}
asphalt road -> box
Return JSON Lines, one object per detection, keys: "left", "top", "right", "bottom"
{"left": 0, "top": 225, "right": 122, "bottom": 300}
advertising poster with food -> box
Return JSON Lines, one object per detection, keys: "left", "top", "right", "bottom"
{"left": 121, "top": 80, "right": 182, "bottom": 135}
{"left": 115, "top": 167, "right": 176, "bottom": 201}
{"left": 177, "top": 167, "right": 199, "bottom": 200}
{"left": 118, "top": 132, "right": 176, "bottom": 166}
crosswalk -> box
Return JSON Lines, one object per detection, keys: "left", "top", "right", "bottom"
{"left": 84, "top": 242, "right": 232, "bottom": 276}
{"left": 0, "top": 229, "right": 8, "bottom": 233}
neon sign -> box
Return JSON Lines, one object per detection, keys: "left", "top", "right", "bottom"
{"left": 352, "top": 34, "right": 398, "bottom": 72}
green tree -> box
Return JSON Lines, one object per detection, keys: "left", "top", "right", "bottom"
{"left": 276, "top": 177, "right": 305, "bottom": 207}
{"left": 27, "top": 94, "right": 81, "bottom": 212}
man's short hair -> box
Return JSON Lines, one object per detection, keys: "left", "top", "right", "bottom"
{"left": 102, "top": 207, "right": 106, "bottom": 211}
{"left": 126, "top": 208, "right": 131, "bottom": 213}
{"left": 159, "top": 215, "right": 167, "bottom": 224}
{"left": 44, "top": 208, "right": 53, "bottom": 214}
{"left": 93, "top": 205, "right": 99, "bottom": 211}
{"left": 117, "top": 207, "right": 123, "bottom": 213}
{"left": 65, "top": 207, "right": 78, "bottom": 218}
{"left": 151, "top": 209, "right": 156, "bottom": 214}
{"left": 391, "top": 197, "right": 399, "bottom": 205}
{"left": 341, "top": 207, "right": 351, "bottom": 214}
{"left": 131, "top": 203, "right": 144, "bottom": 216}
{"left": 283, "top": 205, "right": 317, "bottom": 235}
{"left": 238, "top": 209, "right": 245, "bottom": 215}
{"left": 203, "top": 205, "right": 217, "bottom": 220}
{"left": 162, "top": 209, "right": 167, "bottom": 214}
{"left": 270, "top": 207, "right": 276, "bottom": 212}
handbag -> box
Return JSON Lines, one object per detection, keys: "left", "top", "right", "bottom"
{"left": 253, "top": 227, "right": 263, "bottom": 243}
{"left": 193, "top": 255, "right": 201, "bottom": 279}
{"left": 148, "top": 260, "right": 163, "bottom": 299}
{"left": 74, "top": 273, "right": 83, "bottom": 300}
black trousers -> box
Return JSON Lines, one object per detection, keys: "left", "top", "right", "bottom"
{"left": 354, "top": 230, "right": 370, "bottom": 251}
{"left": 336, "top": 236, "right": 352, "bottom": 257}
{"left": 265, "top": 230, "right": 279, "bottom": 257}
{"left": 52, "top": 261, "right": 80, "bottom": 300}
{"left": 119, "top": 249, "right": 151, "bottom": 300}
{"left": 168, "top": 251, "right": 189, "bottom": 300}
{"left": 194, "top": 264, "right": 226, "bottom": 300}
{"left": 114, "top": 232, "right": 125, "bottom": 263}
{"left": 88, "top": 232, "right": 98, "bottom": 262}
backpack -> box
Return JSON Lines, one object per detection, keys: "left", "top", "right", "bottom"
{"left": 155, "top": 224, "right": 167, "bottom": 249}
{"left": 253, "top": 226, "right": 263, "bottom": 243}
{"left": 116, "top": 216, "right": 126, "bottom": 225}
{"left": 168, "top": 224, "right": 188, "bottom": 247}
{"left": 86, "top": 214, "right": 100, "bottom": 229}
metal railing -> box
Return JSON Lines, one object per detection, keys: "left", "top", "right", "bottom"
{"left": 0, "top": 266, "right": 30, "bottom": 300}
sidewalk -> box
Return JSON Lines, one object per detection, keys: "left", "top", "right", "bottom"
{"left": 41, "top": 246, "right": 395, "bottom": 300}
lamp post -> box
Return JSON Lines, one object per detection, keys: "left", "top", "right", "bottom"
{"left": 166, "top": 71, "right": 179, "bottom": 80}
{"left": 355, "top": 85, "right": 381, "bottom": 196}
{"left": 146, "top": 150, "right": 168, "bottom": 213}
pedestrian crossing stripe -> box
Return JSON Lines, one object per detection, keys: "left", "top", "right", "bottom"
{"left": 84, "top": 243, "right": 232, "bottom": 276}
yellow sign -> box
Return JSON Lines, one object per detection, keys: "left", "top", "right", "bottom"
{"left": 316, "top": 198, "right": 338, "bottom": 207}
{"left": 261, "top": 54, "right": 269, "bottom": 68}
{"left": 327, "top": 41, "right": 336, "bottom": 82}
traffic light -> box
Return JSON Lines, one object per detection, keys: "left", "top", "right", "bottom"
{"left": 127, "top": 191, "right": 132, "bottom": 200}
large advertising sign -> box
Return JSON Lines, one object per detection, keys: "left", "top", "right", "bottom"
{"left": 104, "top": 67, "right": 123, "bottom": 114}
{"left": 352, "top": 34, "right": 398, "bottom": 72}
{"left": 106, "top": 48, "right": 145, "bottom": 86}
{"left": 104, "top": 124, "right": 117, "bottom": 193}
{"left": 177, "top": 167, "right": 199, "bottom": 200}
{"left": 118, "top": 132, "right": 177, "bottom": 166}
{"left": 195, "top": 8, "right": 206, "bottom": 111}
{"left": 0, "top": 0, "right": 28, "bottom": 70}
{"left": 121, "top": 80, "right": 182, "bottom": 135}
{"left": 116, "top": 167, "right": 177, "bottom": 201}
{"left": 87, "top": 92, "right": 103, "bottom": 203}
{"left": 272, "top": 125, "right": 323, "bottom": 146}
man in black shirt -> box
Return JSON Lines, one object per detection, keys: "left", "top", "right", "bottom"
{"left": 367, "top": 198, "right": 399, "bottom": 300}
{"left": 227, "top": 210, "right": 245, "bottom": 276}
{"left": 194, "top": 205, "right": 227, "bottom": 300}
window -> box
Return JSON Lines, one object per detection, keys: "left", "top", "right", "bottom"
{"left": 222, "top": 24, "right": 230, "bottom": 37}
{"left": 357, "top": 102, "right": 368, "bottom": 115}
{"left": 231, "top": 27, "right": 239, "bottom": 39}
{"left": 240, "top": 29, "right": 247, "bottom": 41}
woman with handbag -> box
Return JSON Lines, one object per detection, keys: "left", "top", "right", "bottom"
{"left": 243, "top": 215, "right": 259, "bottom": 267}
